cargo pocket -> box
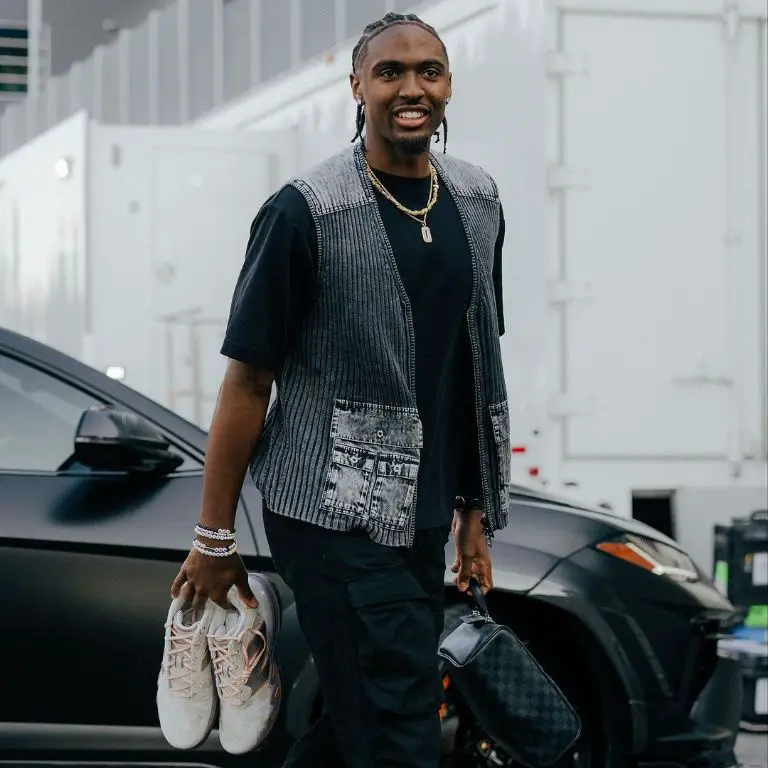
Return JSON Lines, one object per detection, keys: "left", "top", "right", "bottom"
{"left": 346, "top": 567, "right": 443, "bottom": 717}
{"left": 489, "top": 401, "right": 511, "bottom": 507}
{"left": 321, "top": 400, "right": 423, "bottom": 531}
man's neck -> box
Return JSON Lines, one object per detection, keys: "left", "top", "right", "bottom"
{"left": 364, "top": 140, "right": 431, "bottom": 179}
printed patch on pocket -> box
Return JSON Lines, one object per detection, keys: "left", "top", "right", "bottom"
{"left": 321, "top": 400, "right": 423, "bottom": 527}
{"left": 321, "top": 443, "right": 376, "bottom": 515}
{"left": 369, "top": 451, "right": 420, "bottom": 532}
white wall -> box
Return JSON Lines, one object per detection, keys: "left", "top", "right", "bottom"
{"left": 0, "top": 114, "right": 294, "bottom": 418}
{"left": 0, "top": 111, "right": 89, "bottom": 361}
{"left": 84, "top": 124, "right": 295, "bottom": 415}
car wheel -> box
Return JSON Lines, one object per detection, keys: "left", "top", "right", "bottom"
{"left": 439, "top": 603, "right": 632, "bottom": 768}
{"left": 540, "top": 649, "right": 631, "bottom": 768}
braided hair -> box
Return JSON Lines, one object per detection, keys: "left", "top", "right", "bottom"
{"left": 351, "top": 13, "right": 449, "bottom": 153}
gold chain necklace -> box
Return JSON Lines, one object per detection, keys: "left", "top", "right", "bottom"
{"left": 365, "top": 161, "right": 439, "bottom": 243}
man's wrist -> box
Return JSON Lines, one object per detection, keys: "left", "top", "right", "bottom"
{"left": 454, "top": 497, "right": 494, "bottom": 546}
{"left": 455, "top": 497, "right": 486, "bottom": 531}
{"left": 455, "top": 495, "right": 484, "bottom": 512}
{"left": 194, "top": 520, "right": 238, "bottom": 551}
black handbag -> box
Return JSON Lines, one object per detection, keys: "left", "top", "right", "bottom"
{"left": 438, "top": 579, "right": 582, "bottom": 767}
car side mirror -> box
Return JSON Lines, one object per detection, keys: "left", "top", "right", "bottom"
{"left": 73, "top": 405, "right": 185, "bottom": 475}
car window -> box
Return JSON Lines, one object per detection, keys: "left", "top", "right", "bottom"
{"left": 0, "top": 353, "right": 101, "bottom": 471}
{"left": 0, "top": 353, "right": 201, "bottom": 473}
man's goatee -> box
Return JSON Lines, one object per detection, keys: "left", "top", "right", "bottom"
{"left": 392, "top": 135, "right": 433, "bottom": 157}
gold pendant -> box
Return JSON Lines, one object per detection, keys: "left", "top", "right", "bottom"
{"left": 421, "top": 226, "right": 433, "bottom": 243}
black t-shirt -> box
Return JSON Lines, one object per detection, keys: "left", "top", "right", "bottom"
{"left": 222, "top": 170, "right": 505, "bottom": 529}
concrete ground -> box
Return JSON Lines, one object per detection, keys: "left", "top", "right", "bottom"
{"left": 735, "top": 732, "right": 767, "bottom": 767}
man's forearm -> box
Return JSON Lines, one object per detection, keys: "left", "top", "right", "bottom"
{"left": 198, "top": 362, "right": 274, "bottom": 532}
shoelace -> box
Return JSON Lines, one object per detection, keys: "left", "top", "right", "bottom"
{"left": 209, "top": 627, "right": 268, "bottom": 700}
{"left": 165, "top": 624, "right": 196, "bottom": 697}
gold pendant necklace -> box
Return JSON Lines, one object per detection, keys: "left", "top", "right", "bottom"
{"left": 405, "top": 211, "right": 433, "bottom": 243}
{"left": 365, "top": 161, "right": 439, "bottom": 244}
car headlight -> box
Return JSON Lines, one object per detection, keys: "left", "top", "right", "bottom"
{"left": 596, "top": 534, "right": 699, "bottom": 582}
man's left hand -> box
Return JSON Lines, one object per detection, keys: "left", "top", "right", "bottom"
{"left": 451, "top": 507, "right": 493, "bottom": 594}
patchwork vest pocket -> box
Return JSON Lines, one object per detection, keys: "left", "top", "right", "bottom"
{"left": 321, "top": 400, "right": 423, "bottom": 531}
{"left": 489, "top": 401, "right": 511, "bottom": 508}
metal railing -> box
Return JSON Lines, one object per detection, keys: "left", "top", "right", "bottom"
{"left": 0, "top": 0, "right": 424, "bottom": 157}
{"left": 159, "top": 307, "right": 227, "bottom": 428}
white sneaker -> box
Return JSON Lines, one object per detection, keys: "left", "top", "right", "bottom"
{"left": 156, "top": 596, "right": 217, "bottom": 750}
{"left": 207, "top": 573, "right": 282, "bottom": 755}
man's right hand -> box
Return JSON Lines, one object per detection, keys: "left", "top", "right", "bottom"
{"left": 170, "top": 546, "right": 258, "bottom": 610}
{"left": 170, "top": 361, "right": 273, "bottom": 612}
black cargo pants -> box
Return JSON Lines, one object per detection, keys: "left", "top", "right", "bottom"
{"left": 263, "top": 509, "right": 451, "bottom": 768}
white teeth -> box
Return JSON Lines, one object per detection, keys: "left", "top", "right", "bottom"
{"left": 397, "top": 111, "right": 426, "bottom": 119}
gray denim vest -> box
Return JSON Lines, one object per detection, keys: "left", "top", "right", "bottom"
{"left": 250, "top": 142, "right": 510, "bottom": 547}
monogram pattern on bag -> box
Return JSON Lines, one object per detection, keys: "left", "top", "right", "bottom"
{"left": 450, "top": 629, "right": 582, "bottom": 764}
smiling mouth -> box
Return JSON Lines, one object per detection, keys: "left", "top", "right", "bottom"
{"left": 392, "top": 109, "right": 430, "bottom": 130}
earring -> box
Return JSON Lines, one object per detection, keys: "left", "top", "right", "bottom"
{"left": 446, "top": 98, "right": 451, "bottom": 105}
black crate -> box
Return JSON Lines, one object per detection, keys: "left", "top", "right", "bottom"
{"left": 712, "top": 510, "right": 768, "bottom": 611}
{"left": 719, "top": 637, "right": 768, "bottom": 728}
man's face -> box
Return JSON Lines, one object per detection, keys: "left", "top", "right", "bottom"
{"left": 351, "top": 25, "right": 452, "bottom": 157}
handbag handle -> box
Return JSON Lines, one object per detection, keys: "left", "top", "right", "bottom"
{"left": 468, "top": 577, "right": 490, "bottom": 617}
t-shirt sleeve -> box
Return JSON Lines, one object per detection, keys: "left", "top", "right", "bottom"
{"left": 494, "top": 205, "right": 506, "bottom": 337}
{"left": 220, "top": 185, "right": 318, "bottom": 371}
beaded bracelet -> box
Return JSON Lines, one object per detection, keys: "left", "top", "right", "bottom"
{"left": 194, "top": 523, "right": 236, "bottom": 541}
{"left": 193, "top": 539, "right": 237, "bottom": 558}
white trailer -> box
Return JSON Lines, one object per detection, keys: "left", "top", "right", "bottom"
{"left": 199, "top": 0, "right": 768, "bottom": 563}
{"left": 0, "top": 112, "right": 297, "bottom": 426}
{"left": 1, "top": 0, "right": 765, "bottom": 568}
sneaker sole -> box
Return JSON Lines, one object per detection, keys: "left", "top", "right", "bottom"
{"left": 249, "top": 573, "right": 283, "bottom": 728}
{"left": 247, "top": 572, "right": 283, "bottom": 751}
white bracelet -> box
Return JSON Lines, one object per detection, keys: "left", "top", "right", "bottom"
{"left": 194, "top": 523, "right": 236, "bottom": 541}
{"left": 193, "top": 539, "right": 237, "bottom": 558}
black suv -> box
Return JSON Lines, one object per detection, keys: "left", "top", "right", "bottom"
{"left": 0, "top": 327, "right": 743, "bottom": 767}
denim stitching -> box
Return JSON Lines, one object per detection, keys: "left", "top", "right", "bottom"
{"left": 251, "top": 146, "right": 509, "bottom": 546}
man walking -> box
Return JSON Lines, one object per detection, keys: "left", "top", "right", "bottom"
{"left": 171, "top": 12, "right": 511, "bottom": 766}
